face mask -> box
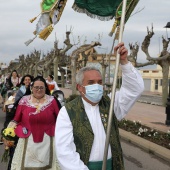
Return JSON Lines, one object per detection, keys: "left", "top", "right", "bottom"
{"left": 83, "top": 84, "right": 103, "bottom": 103}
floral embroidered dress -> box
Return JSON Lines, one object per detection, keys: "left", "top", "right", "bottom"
{"left": 11, "top": 95, "right": 60, "bottom": 170}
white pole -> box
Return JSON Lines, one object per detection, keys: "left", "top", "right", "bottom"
{"left": 102, "top": 0, "right": 127, "bottom": 169}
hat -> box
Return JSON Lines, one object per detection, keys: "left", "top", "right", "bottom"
{"left": 164, "top": 22, "right": 170, "bottom": 28}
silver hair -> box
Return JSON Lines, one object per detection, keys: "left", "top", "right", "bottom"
{"left": 76, "top": 66, "right": 102, "bottom": 85}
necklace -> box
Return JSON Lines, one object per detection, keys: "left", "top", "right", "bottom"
{"left": 35, "top": 99, "right": 40, "bottom": 104}
{"left": 31, "top": 95, "right": 46, "bottom": 114}
{"left": 32, "top": 95, "right": 46, "bottom": 104}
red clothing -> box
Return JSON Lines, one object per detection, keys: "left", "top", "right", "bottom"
{"left": 13, "top": 95, "right": 59, "bottom": 143}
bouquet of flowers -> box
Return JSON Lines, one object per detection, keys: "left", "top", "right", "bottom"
{"left": 1, "top": 127, "right": 17, "bottom": 162}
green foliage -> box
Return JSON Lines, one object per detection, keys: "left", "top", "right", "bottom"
{"left": 1, "top": 149, "right": 9, "bottom": 162}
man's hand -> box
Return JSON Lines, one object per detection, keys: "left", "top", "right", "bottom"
{"left": 114, "top": 42, "right": 128, "bottom": 65}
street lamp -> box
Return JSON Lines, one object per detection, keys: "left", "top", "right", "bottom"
{"left": 164, "top": 22, "right": 170, "bottom": 40}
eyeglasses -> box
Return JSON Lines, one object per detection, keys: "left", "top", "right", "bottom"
{"left": 33, "top": 86, "right": 45, "bottom": 90}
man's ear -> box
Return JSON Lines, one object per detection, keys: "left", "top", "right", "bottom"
{"left": 77, "top": 84, "right": 83, "bottom": 92}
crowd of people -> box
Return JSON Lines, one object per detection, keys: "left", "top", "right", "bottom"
{"left": 0, "top": 42, "right": 144, "bottom": 170}
{"left": 0, "top": 72, "right": 61, "bottom": 170}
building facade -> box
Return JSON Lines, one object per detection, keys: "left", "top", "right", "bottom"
{"left": 140, "top": 65, "right": 170, "bottom": 94}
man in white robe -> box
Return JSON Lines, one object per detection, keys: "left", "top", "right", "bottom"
{"left": 55, "top": 42, "right": 144, "bottom": 170}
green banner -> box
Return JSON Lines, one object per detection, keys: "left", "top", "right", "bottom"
{"left": 116, "top": 0, "right": 139, "bottom": 24}
{"left": 109, "top": 0, "right": 139, "bottom": 36}
{"left": 41, "top": 0, "right": 59, "bottom": 13}
{"left": 73, "top": 0, "right": 123, "bottom": 20}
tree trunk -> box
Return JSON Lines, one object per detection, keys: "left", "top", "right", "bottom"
{"left": 71, "top": 58, "right": 77, "bottom": 95}
{"left": 161, "top": 62, "right": 169, "bottom": 106}
{"left": 53, "top": 58, "right": 58, "bottom": 82}
{"left": 61, "top": 72, "right": 65, "bottom": 88}
{"left": 102, "top": 66, "right": 106, "bottom": 84}
{"left": 34, "top": 67, "right": 38, "bottom": 77}
{"left": 44, "top": 70, "right": 48, "bottom": 78}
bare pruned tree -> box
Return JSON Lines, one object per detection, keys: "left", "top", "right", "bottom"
{"left": 128, "top": 25, "right": 170, "bottom": 106}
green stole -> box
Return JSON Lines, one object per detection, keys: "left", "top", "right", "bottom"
{"left": 65, "top": 95, "right": 124, "bottom": 170}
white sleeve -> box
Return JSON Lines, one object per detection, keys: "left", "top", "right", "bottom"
{"left": 55, "top": 106, "right": 89, "bottom": 170}
{"left": 110, "top": 62, "right": 144, "bottom": 120}
{"left": 54, "top": 81, "right": 60, "bottom": 90}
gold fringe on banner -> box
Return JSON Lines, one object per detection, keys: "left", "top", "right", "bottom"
{"left": 39, "top": 24, "right": 54, "bottom": 40}
{"left": 108, "top": 19, "right": 118, "bottom": 37}
{"left": 72, "top": 3, "right": 113, "bottom": 21}
{"left": 115, "top": 26, "right": 120, "bottom": 40}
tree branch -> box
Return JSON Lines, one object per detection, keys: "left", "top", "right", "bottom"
{"left": 141, "top": 24, "right": 154, "bottom": 60}
{"left": 60, "top": 31, "right": 73, "bottom": 54}
{"left": 135, "top": 61, "right": 155, "bottom": 67}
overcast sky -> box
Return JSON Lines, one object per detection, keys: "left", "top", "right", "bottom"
{"left": 0, "top": 0, "right": 170, "bottom": 65}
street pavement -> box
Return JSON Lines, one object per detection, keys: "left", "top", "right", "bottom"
{"left": 138, "top": 94, "right": 162, "bottom": 106}
{"left": 122, "top": 139, "right": 170, "bottom": 170}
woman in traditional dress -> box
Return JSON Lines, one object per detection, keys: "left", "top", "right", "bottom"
{"left": 46, "top": 75, "right": 60, "bottom": 94}
{"left": 14, "top": 74, "right": 33, "bottom": 102}
{"left": 6, "top": 70, "right": 20, "bottom": 90}
{"left": 5, "top": 76, "right": 61, "bottom": 170}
